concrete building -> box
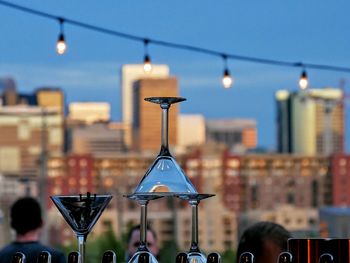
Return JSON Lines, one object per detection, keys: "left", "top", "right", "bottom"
{"left": 239, "top": 205, "right": 319, "bottom": 238}
{"left": 121, "top": 64, "right": 169, "bottom": 148}
{"left": 48, "top": 154, "right": 95, "bottom": 197}
{"left": 276, "top": 88, "right": 344, "bottom": 155}
{"left": 69, "top": 122, "right": 126, "bottom": 156}
{"left": 177, "top": 114, "right": 206, "bottom": 150}
{"left": 236, "top": 154, "right": 331, "bottom": 211}
{"left": 133, "top": 77, "right": 179, "bottom": 152}
{"left": 68, "top": 102, "right": 110, "bottom": 124}
{"left": 206, "top": 119, "right": 257, "bottom": 152}
{"left": 330, "top": 154, "right": 350, "bottom": 206}
{"left": 0, "top": 105, "right": 63, "bottom": 177}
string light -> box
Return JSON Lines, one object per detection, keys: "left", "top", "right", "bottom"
{"left": 143, "top": 39, "right": 152, "bottom": 73}
{"left": 222, "top": 55, "right": 233, "bottom": 89}
{"left": 299, "top": 69, "right": 308, "bottom": 90}
{"left": 0, "top": 0, "right": 350, "bottom": 89}
{"left": 56, "top": 18, "right": 67, "bottom": 55}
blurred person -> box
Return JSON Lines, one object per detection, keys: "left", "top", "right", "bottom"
{"left": 125, "top": 225, "right": 159, "bottom": 262}
{"left": 0, "top": 197, "right": 66, "bottom": 263}
{"left": 236, "top": 221, "right": 291, "bottom": 263}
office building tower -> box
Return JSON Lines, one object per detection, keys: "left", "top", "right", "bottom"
{"left": 0, "top": 78, "right": 17, "bottom": 106}
{"left": 121, "top": 64, "right": 169, "bottom": 148}
{"left": 133, "top": 77, "right": 179, "bottom": 152}
{"left": 68, "top": 102, "right": 110, "bottom": 124}
{"left": 276, "top": 88, "right": 344, "bottom": 155}
{"left": 206, "top": 119, "right": 257, "bottom": 152}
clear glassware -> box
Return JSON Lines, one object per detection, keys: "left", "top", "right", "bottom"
{"left": 51, "top": 193, "right": 112, "bottom": 263}
{"left": 126, "top": 97, "right": 199, "bottom": 263}
{"left": 185, "top": 194, "right": 213, "bottom": 263}
{"left": 132, "top": 97, "right": 198, "bottom": 197}
{"left": 125, "top": 196, "right": 161, "bottom": 263}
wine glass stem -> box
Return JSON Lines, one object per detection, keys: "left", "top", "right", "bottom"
{"left": 78, "top": 235, "right": 86, "bottom": 263}
{"left": 190, "top": 200, "right": 199, "bottom": 251}
{"left": 160, "top": 103, "right": 170, "bottom": 155}
{"left": 140, "top": 201, "right": 149, "bottom": 250}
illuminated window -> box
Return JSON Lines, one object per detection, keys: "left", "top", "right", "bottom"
{"left": 69, "top": 159, "right": 76, "bottom": 166}
{"left": 80, "top": 159, "right": 87, "bottom": 167}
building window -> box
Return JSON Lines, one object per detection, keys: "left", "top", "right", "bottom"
{"left": 287, "top": 192, "right": 295, "bottom": 204}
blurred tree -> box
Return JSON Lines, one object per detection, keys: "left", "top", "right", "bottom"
{"left": 60, "top": 226, "right": 126, "bottom": 263}
{"left": 222, "top": 249, "right": 236, "bottom": 263}
{"left": 159, "top": 240, "right": 179, "bottom": 263}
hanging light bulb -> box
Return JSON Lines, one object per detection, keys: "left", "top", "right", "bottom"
{"left": 221, "top": 55, "right": 233, "bottom": 88}
{"left": 56, "top": 18, "right": 67, "bottom": 55}
{"left": 222, "top": 68, "right": 233, "bottom": 88}
{"left": 143, "top": 54, "right": 152, "bottom": 73}
{"left": 299, "top": 69, "right": 308, "bottom": 90}
{"left": 143, "top": 39, "right": 152, "bottom": 73}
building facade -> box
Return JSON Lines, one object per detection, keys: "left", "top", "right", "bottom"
{"left": 121, "top": 64, "right": 169, "bottom": 148}
{"left": 206, "top": 119, "right": 257, "bottom": 152}
{"left": 276, "top": 88, "right": 344, "bottom": 155}
{"left": 68, "top": 102, "right": 110, "bottom": 124}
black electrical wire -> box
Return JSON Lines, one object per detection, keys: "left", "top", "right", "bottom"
{"left": 1, "top": 0, "right": 350, "bottom": 73}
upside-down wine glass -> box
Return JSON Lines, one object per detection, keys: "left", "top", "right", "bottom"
{"left": 177, "top": 194, "right": 213, "bottom": 263}
{"left": 126, "top": 97, "right": 199, "bottom": 263}
{"left": 51, "top": 192, "right": 112, "bottom": 263}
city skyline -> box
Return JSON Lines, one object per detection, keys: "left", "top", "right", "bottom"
{"left": 0, "top": 1, "right": 349, "bottom": 150}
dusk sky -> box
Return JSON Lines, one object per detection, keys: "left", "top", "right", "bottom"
{"left": 0, "top": 1, "right": 349, "bottom": 150}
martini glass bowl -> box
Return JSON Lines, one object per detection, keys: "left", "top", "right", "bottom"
{"left": 51, "top": 192, "right": 112, "bottom": 263}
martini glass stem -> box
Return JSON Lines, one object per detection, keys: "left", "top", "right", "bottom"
{"left": 139, "top": 200, "right": 149, "bottom": 251}
{"left": 160, "top": 102, "right": 170, "bottom": 156}
{"left": 78, "top": 235, "right": 86, "bottom": 263}
{"left": 190, "top": 200, "right": 199, "bottom": 252}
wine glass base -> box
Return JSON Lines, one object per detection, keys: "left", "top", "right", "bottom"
{"left": 187, "top": 251, "right": 207, "bottom": 263}
{"left": 145, "top": 97, "right": 186, "bottom": 105}
{"left": 128, "top": 251, "right": 159, "bottom": 263}
{"left": 175, "top": 193, "right": 215, "bottom": 201}
{"left": 125, "top": 192, "right": 211, "bottom": 201}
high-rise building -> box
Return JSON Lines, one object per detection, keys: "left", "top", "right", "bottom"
{"left": 0, "top": 77, "right": 17, "bottom": 106}
{"left": 132, "top": 77, "right": 179, "bottom": 152}
{"left": 276, "top": 88, "right": 344, "bottom": 155}
{"left": 121, "top": 64, "right": 169, "bottom": 148}
{"left": 206, "top": 119, "right": 257, "bottom": 152}
{"left": 177, "top": 114, "right": 206, "bottom": 150}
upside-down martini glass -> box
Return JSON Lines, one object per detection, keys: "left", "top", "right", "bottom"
{"left": 126, "top": 97, "right": 199, "bottom": 263}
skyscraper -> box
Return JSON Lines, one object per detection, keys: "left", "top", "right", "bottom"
{"left": 132, "top": 77, "right": 179, "bottom": 152}
{"left": 121, "top": 64, "right": 169, "bottom": 148}
{"left": 276, "top": 88, "right": 344, "bottom": 155}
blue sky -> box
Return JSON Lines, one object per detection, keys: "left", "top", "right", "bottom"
{"left": 0, "top": 1, "right": 350, "bottom": 150}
